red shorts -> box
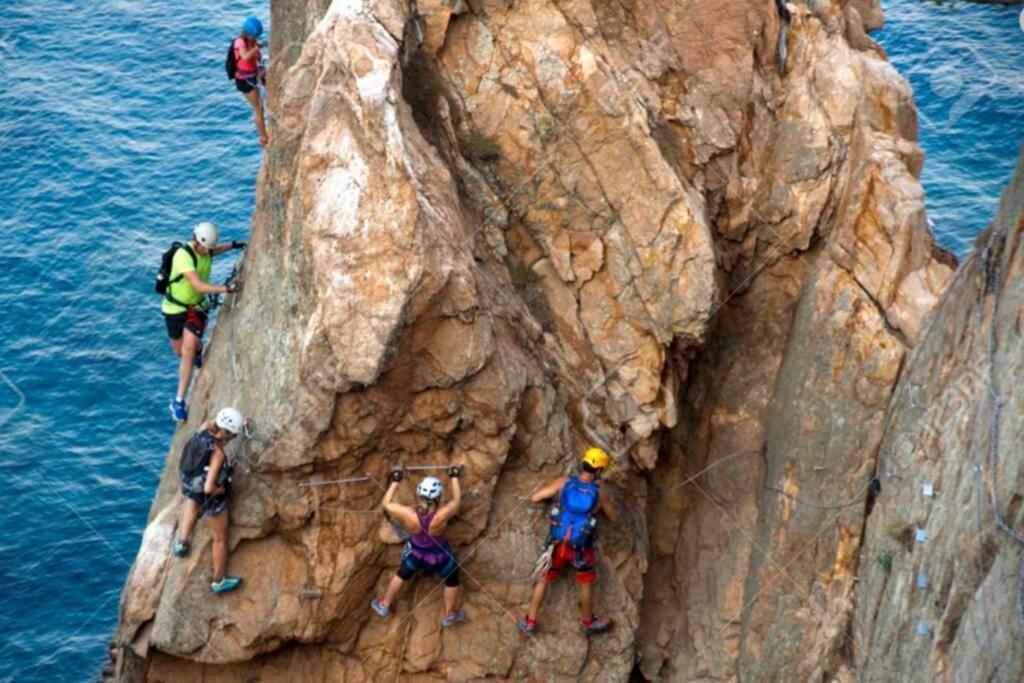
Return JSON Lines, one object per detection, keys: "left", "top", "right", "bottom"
{"left": 546, "top": 542, "right": 596, "bottom": 583}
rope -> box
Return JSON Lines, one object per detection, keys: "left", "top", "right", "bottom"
{"left": 221, "top": 258, "right": 243, "bottom": 383}
{"left": 300, "top": 475, "right": 372, "bottom": 487}
{"left": 762, "top": 483, "right": 869, "bottom": 512}
{"left": 654, "top": 448, "right": 869, "bottom": 512}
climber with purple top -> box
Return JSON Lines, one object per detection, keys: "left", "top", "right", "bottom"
{"left": 371, "top": 465, "right": 467, "bottom": 627}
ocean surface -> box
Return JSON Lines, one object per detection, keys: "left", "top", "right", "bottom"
{"left": 877, "top": 0, "right": 1024, "bottom": 255}
{"left": 0, "top": 1, "right": 1019, "bottom": 680}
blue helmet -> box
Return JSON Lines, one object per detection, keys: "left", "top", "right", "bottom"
{"left": 242, "top": 16, "right": 263, "bottom": 38}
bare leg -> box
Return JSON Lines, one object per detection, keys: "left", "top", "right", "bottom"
{"left": 578, "top": 582, "right": 594, "bottom": 622}
{"left": 208, "top": 508, "right": 229, "bottom": 579}
{"left": 526, "top": 579, "right": 550, "bottom": 621}
{"left": 176, "top": 330, "right": 199, "bottom": 400}
{"left": 244, "top": 89, "right": 269, "bottom": 146}
{"left": 178, "top": 498, "right": 200, "bottom": 543}
{"left": 380, "top": 574, "right": 405, "bottom": 608}
{"left": 168, "top": 336, "right": 182, "bottom": 358}
{"left": 443, "top": 585, "right": 460, "bottom": 615}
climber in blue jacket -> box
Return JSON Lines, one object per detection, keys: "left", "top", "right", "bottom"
{"left": 518, "top": 447, "right": 618, "bottom": 636}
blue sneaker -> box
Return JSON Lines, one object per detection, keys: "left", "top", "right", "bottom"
{"left": 172, "top": 538, "right": 190, "bottom": 557}
{"left": 193, "top": 342, "right": 203, "bottom": 369}
{"left": 210, "top": 576, "right": 242, "bottom": 594}
{"left": 170, "top": 399, "right": 188, "bottom": 422}
{"left": 370, "top": 598, "right": 389, "bottom": 617}
{"left": 442, "top": 609, "right": 467, "bottom": 628}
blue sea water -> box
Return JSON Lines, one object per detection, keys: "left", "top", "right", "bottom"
{"left": 877, "top": 0, "right": 1024, "bottom": 256}
{"left": 0, "top": 1, "right": 266, "bottom": 680}
{"left": 0, "top": 1, "right": 1018, "bottom": 680}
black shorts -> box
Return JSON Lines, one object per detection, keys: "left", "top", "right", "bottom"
{"left": 180, "top": 474, "right": 229, "bottom": 517}
{"left": 234, "top": 76, "right": 258, "bottom": 94}
{"left": 397, "top": 546, "right": 460, "bottom": 586}
{"left": 164, "top": 308, "right": 207, "bottom": 341}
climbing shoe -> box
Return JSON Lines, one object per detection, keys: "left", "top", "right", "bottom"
{"left": 441, "top": 609, "right": 468, "bottom": 628}
{"left": 370, "top": 598, "right": 389, "bottom": 617}
{"left": 193, "top": 342, "right": 203, "bottom": 369}
{"left": 210, "top": 576, "right": 242, "bottom": 594}
{"left": 581, "top": 616, "right": 612, "bottom": 635}
{"left": 172, "top": 538, "right": 190, "bottom": 557}
{"left": 517, "top": 616, "right": 537, "bottom": 635}
{"left": 170, "top": 399, "right": 188, "bottom": 422}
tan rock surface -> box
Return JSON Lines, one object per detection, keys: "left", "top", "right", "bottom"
{"left": 853, "top": 149, "right": 1024, "bottom": 682}
{"left": 109, "top": 0, "right": 1024, "bottom": 680}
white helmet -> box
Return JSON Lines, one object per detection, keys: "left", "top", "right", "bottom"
{"left": 416, "top": 476, "right": 443, "bottom": 501}
{"left": 215, "top": 407, "right": 244, "bottom": 435}
{"left": 193, "top": 222, "right": 219, "bottom": 248}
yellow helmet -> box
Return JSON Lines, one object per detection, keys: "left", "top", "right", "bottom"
{"left": 581, "top": 447, "right": 610, "bottom": 471}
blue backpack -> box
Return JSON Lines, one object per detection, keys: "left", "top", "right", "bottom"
{"left": 550, "top": 477, "right": 600, "bottom": 546}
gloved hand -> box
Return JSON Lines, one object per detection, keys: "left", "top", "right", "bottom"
{"left": 447, "top": 465, "right": 462, "bottom": 478}
{"left": 232, "top": 240, "right": 247, "bottom": 250}
{"left": 389, "top": 468, "right": 404, "bottom": 483}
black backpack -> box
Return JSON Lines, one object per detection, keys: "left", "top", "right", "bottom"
{"left": 225, "top": 40, "right": 237, "bottom": 80}
{"left": 155, "top": 242, "right": 197, "bottom": 295}
{"left": 180, "top": 431, "right": 215, "bottom": 478}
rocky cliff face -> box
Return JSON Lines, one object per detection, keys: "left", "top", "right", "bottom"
{"left": 852, "top": 151, "right": 1024, "bottom": 683}
{"left": 111, "top": 0, "right": 1022, "bottom": 679}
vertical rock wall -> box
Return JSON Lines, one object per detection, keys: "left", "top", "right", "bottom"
{"left": 854, "top": 148, "right": 1024, "bottom": 683}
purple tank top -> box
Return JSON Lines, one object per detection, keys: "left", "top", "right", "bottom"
{"left": 408, "top": 510, "right": 450, "bottom": 565}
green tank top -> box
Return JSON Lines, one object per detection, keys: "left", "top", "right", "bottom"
{"left": 161, "top": 244, "right": 213, "bottom": 315}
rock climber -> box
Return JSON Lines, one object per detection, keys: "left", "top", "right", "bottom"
{"left": 162, "top": 222, "right": 244, "bottom": 422}
{"left": 371, "top": 466, "right": 468, "bottom": 627}
{"left": 171, "top": 407, "right": 246, "bottom": 594}
{"left": 518, "top": 447, "right": 618, "bottom": 636}
{"left": 231, "top": 16, "right": 270, "bottom": 147}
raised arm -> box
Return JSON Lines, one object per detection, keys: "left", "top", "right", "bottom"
{"left": 598, "top": 488, "right": 619, "bottom": 525}
{"left": 381, "top": 471, "right": 419, "bottom": 533}
{"left": 430, "top": 467, "right": 463, "bottom": 533}
{"left": 530, "top": 476, "right": 568, "bottom": 504}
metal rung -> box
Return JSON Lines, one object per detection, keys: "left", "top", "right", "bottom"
{"left": 403, "top": 464, "right": 461, "bottom": 471}
{"left": 300, "top": 475, "right": 371, "bottom": 487}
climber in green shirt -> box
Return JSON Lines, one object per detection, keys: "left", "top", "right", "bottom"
{"left": 163, "top": 222, "right": 245, "bottom": 421}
